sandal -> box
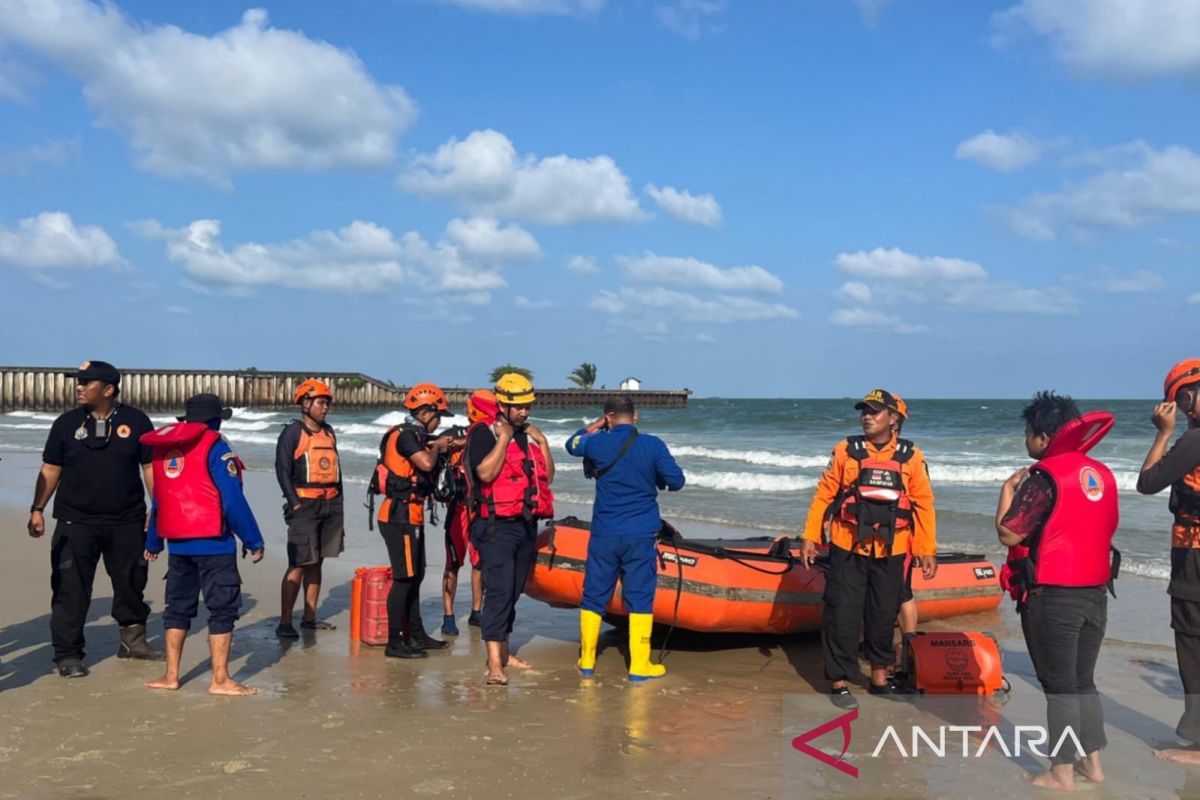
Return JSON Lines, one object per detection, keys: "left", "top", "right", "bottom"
{"left": 300, "top": 619, "right": 336, "bottom": 630}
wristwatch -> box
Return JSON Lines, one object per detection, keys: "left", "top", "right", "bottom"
{"left": 30, "top": 504, "right": 44, "bottom": 513}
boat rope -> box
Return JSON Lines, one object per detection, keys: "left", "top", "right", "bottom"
{"left": 656, "top": 524, "right": 685, "bottom": 663}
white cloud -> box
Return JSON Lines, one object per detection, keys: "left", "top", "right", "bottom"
{"left": 565, "top": 255, "right": 599, "bottom": 275}
{"left": 837, "top": 281, "right": 872, "bottom": 303}
{"left": 955, "top": 130, "right": 1043, "bottom": 172}
{"left": 401, "top": 129, "right": 643, "bottom": 225}
{"left": 830, "top": 308, "right": 928, "bottom": 334}
{"left": 944, "top": 283, "right": 1078, "bottom": 315}
{"left": 0, "top": 138, "right": 80, "bottom": 174}
{"left": 0, "top": 55, "right": 39, "bottom": 101}
{"left": 1189, "top": 293, "right": 1200, "bottom": 305}
{"left": 26, "top": 271, "right": 70, "bottom": 290}
{"left": 434, "top": 0, "right": 605, "bottom": 13}
{"left": 835, "top": 247, "right": 987, "bottom": 281}
{"left": 656, "top": 0, "right": 726, "bottom": 41}
{"left": 1009, "top": 142, "right": 1200, "bottom": 240}
{"left": 165, "top": 305, "right": 192, "bottom": 315}
{"left": 618, "top": 252, "right": 783, "bottom": 293}
{"left": 444, "top": 217, "right": 540, "bottom": 261}
{"left": 514, "top": 295, "right": 554, "bottom": 309}
{"left": 852, "top": 0, "right": 896, "bottom": 26}
{"left": 143, "top": 218, "right": 506, "bottom": 299}
{"left": 0, "top": 211, "right": 121, "bottom": 269}
{"left": 1093, "top": 268, "right": 1165, "bottom": 294}
{"left": 0, "top": 2, "right": 416, "bottom": 183}
{"left": 644, "top": 183, "right": 722, "bottom": 226}
{"left": 993, "top": 0, "right": 1200, "bottom": 79}
{"left": 695, "top": 332, "right": 716, "bottom": 343}
{"left": 590, "top": 287, "right": 797, "bottom": 324}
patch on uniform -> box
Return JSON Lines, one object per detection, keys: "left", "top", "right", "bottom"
{"left": 74, "top": 426, "right": 87, "bottom": 440}
{"left": 116, "top": 424, "right": 131, "bottom": 439}
{"left": 227, "top": 460, "right": 240, "bottom": 477}
{"left": 1079, "top": 466, "right": 1104, "bottom": 502}
{"left": 221, "top": 451, "right": 237, "bottom": 461}
{"left": 319, "top": 457, "right": 331, "bottom": 469}
{"left": 164, "top": 450, "right": 185, "bottom": 479}
{"left": 571, "top": 435, "right": 582, "bottom": 450}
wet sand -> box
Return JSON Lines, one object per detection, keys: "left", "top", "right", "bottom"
{"left": 1, "top": 452, "right": 1199, "bottom": 799}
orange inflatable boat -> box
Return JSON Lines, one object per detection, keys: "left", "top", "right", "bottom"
{"left": 526, "top": 517, "right": 1003, "bottom": 635}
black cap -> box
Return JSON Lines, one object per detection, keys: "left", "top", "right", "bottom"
{"left": 854, "top": 388, "right": 903, "bottom": 416}
{"left": 178, "top": 393, "right": 233, "bottom": 423}
{"left": 66, "top": 360, "right": 121, "bottom": 386}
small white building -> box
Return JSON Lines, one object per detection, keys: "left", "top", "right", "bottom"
{"left": 620, "top": 377, "right": 641, "bottom": 391}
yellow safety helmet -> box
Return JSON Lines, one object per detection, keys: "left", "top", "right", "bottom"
{"left": 494, "top": 373, "right": 535, "bottom": 405}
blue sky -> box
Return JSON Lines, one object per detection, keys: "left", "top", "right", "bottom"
{"left": 0, "top": 0, "right": 1197, "bottom": 398}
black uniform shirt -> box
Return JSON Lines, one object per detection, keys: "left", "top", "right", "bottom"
{"left": 42, "top": 404, "right": 154, "bottom": 524}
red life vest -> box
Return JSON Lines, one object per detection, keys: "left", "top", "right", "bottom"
{"left": 140, "top": 422, "right": 240, "bottom": 540}
{"left": 1000, "top": 411, "right": 1120, "bottom": 602}
{"left": 465, "top": 422, "right": 554, "bottom": 521}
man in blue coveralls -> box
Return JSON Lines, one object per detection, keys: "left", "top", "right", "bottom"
{"left": 565, "top": 396, "right": 685, "bottom": 680}
{"left": 140, "top": 394, "right": 265, "bottom": 696}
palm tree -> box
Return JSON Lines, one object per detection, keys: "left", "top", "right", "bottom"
{"left": 567, "top": 362, "right": 597, "bottom": 389}
{"left": 489, "top": 364, "right": 534, "bottom": 383}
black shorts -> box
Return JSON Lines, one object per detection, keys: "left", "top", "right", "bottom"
{"left": 900, "top": 556, "right": 914, "bottom": 603}
{"left": 285, "top": 495, "right": 345, "bottom": 567}
{"left": 162, "top": 553, "right": 242, "bottom": 634}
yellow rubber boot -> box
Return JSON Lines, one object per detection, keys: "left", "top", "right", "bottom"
{"left": 628, "top": 613, "right": 666, "bottom": 682}
{"left": 577, "top": 610, "right": 602, "bottom": 676}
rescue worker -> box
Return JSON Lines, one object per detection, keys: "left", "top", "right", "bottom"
{"left": 274, "top": 378, "right": 344, "bottom": 638}
{"left": 777, "top": 389, "right": 937, "bottom": 708}
{"left": 463, "top": 373, "right": 555, "bottom": 685}
{"left": 28, "top": 360, "right": 163, "bottom": 677}
{"left": 441, "top": 390, "right": 494, "bottom": 636}
{"left": 996, "top": 391, "right": 1118, "bottom": 790}
{"left": 565, "top": 396, "right": 685, "bottom": 680}
{"left": 142, "top": 394, "right": 265, "bottom": 696}
{"left": 1137, "top": 359, "right": 1200, "bottom": 764}
{"left": 372, "top": 383, "right": 456, "bottom": 658}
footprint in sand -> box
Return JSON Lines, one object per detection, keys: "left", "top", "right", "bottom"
{"left": 222, "top": 760, "right": 254, "bottom": 774}
{"left": 411, "top": 778, "right": 455, "bottom": 795}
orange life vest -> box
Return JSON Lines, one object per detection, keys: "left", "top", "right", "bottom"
{"left": 835, "top": 436, "right": 914, "bottom": 551}
{"left": 292, "top": 422, "right": 340, "bottom": 500}
{"left": 371, "top": 424, "right": 427, "bottom": 527}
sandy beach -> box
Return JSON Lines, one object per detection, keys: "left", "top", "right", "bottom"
{"left": 1, "top": 450, "right": 1199, "bottom": 799}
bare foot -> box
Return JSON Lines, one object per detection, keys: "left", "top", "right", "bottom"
{"left": 1154, "top": 748, "right": 1200, "bottom": 764}
{"left": 484, "top": 671, "right": 508, "bottom": 686}
{"left": 1024, "top": 770, "right": 1075, "bottom": 791}
{"left": 145, "top": 675, "right": 180, "bottom": 691}
{"left": 505, "top": 654, "right": 533, "bottom": 669}
{"left": 1074, "top": 757, "right": 1104, "bottom": 783}
{"left": 209, "top": 678, "right": 257, "bottom": 697}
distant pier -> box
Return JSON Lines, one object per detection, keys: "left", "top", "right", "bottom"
{"left": 0, "top": 367, "right": 690, "bottom": 413}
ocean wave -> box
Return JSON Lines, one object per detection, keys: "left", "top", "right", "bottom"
{"left": 534, "top": 416, "right": 590, "bottom": 426}
{"left": 929, "top": 463, "right": 1141, "bottom": 491}
{"left": 223, "top": 432, "right": 379, "bottom": 458}
{"left": 670, "top": 445, "right": 828, "bottom": 469}
{"left": 0, "top": 422, "right": 54, "bottom": 430}
{"left": 1121, "top": 559, "right": 1170, "bottom": 581}
{"left": 684, "top": 470, "right": 817, "bottom": 493}
{"left": 230, "top": 408, "right": 282, "bottom": 421}
{"left": 222, "top": 420, "right": 274, "bottom": 432}
{"left": 5, "top": 411, "right": 58, "bottom": 422}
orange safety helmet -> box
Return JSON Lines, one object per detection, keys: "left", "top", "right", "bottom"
{"left": 1164, "top": 359, "right": 1200, "bottom": 403}
{"left": 294, "top": 378, "right": 333, "bottom": 404}
{"left": 404, "top": 382, "right": 449, "bottom": 413}
{"left": 892, "top": 392, "right": 909, "bottom": 421}
{"left": 466, "top": 389, "right": 498, "bottom": 424}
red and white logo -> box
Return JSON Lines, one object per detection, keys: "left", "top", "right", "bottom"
{"left": 1079, "top": 466, "right": 1104, "bottom": 502}
{"left": 164, "top": 450, "right": 185, "bottom": 479}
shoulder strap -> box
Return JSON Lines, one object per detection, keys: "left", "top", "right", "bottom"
{"left": 894, "top": 438, "right": 915, "bottom": 464}
{"left": 845, "top": 435, "right": 868, "bottom": 461}
{"left": 592, "top": 429, "right": 640, "bottom": 480}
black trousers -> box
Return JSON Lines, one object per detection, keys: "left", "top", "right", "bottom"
{"left": 379, "top": 520, "right": 427, "bottom": 640}
{"left": 470, "top": 517, "right": 537, "bottom": 643}
{"left": 821, "top": 546, "right": 905, "bottom": 681}
{"left": 1171, "top": 597, "right": 1200, "bottom": 742}
{"left": 1020, "top": 586, "right": 1107, "bottom": 765}
{"left": 50, "top": 520, "right": 151, "bottom": 662}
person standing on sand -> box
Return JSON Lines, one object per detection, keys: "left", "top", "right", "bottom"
{"left": 28, "top": 360, "right": 163, "bottom": 678}
{"left": 274, "top": 379, "right": 344, "bottom": 638}
{"left": 775, "top": 389, "right": 936, "bottom": 708}
{"left": 371, "top": 383, "right": 456, "bottom": 658}
{"left": 565, "top": 395, "right": 685, "bottom": 681}
{"left": 440, "top": 389, "right": 494, "bottom": 636}
{"left": 462, "top": 373, "right": 555, "bottom": 686}
{"left": 1137, "top": 359, "right": 1200, "bottom": 764}
{"left": 141, "top": 394, "right": 265, "bottom": 696}
{"left": 996, "top": 391, "right": 1118, "bottom": 790}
